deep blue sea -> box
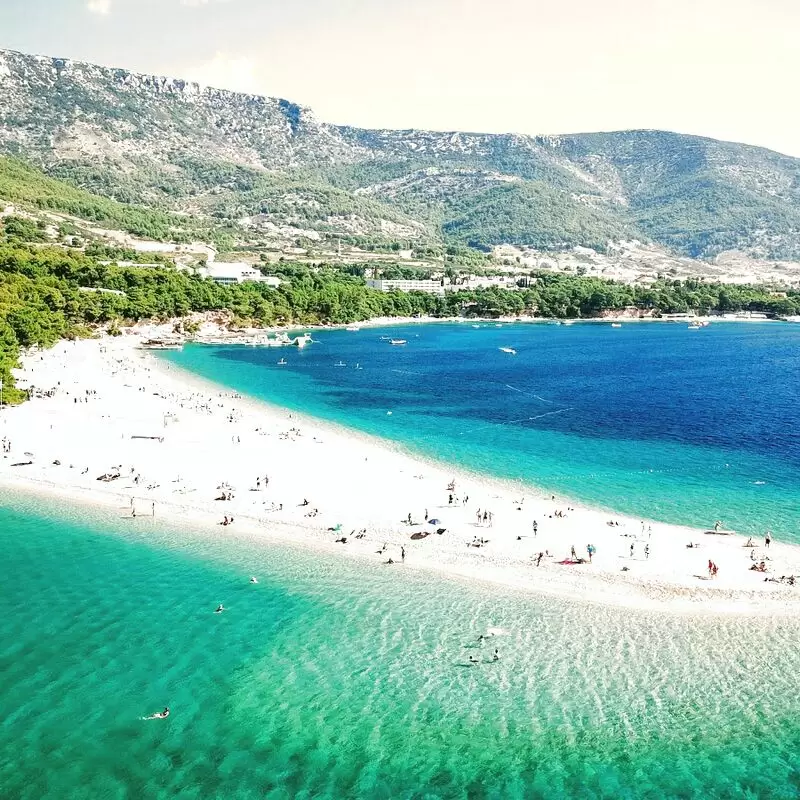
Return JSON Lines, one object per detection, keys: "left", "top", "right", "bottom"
{"left": 161, "top": 321, "right": 800, "bottom": 541}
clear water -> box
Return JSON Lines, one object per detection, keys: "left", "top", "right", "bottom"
{"left": 161, "top": 322, "right": 800, "bottom": 541}
{"left": 3, "top": 494, "right": 800, "bottom": 799}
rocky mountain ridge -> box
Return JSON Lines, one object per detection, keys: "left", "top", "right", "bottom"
{"left": 2, "top": 47, "right": 800, "bottom": 270}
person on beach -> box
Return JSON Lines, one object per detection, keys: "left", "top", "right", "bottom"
{"left": 644, "top": 544, "right": 650, "bottom": 560}
{"left": 401, "top": 546, "right": 406, "bottom": 562}
{"left": 630, "top": 543, "right": 635, "bottom": 557}
{"left": 570, "top": 545, "right": 577, "bottom": 561}
{"left": 532, "top": 520, "right": 538, "bottom": 536}
{"left": 536, "top": 552, "right": 544, "bottom": 567}
{"left": 765, "top": 531, "right": 772, "bottom": 548}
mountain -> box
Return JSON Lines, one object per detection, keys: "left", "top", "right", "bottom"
{"left": 2, "top": 47, "right": 800, "bottom": 265}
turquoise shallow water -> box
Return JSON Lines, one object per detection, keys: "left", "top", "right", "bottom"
{"left": 3, "top": 494, "right": 800, "bottom": 798}
{"left": 160, "top": 322, "right": 800, "bottom": 540}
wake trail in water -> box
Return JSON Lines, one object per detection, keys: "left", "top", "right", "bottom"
{"left": 528, "top": 407, "right": 574, "bottom": 421}
{"left": 504, "top": 384, "right": 556, "bottom": 404}
{"left": 460, "top": 407, "right": 574, "bottom": 435}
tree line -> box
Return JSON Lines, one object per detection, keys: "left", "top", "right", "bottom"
{"left": 2, "top": 241, "right": 799, "bottom": 404}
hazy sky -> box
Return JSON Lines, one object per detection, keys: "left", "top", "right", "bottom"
{"left": 1, "top": 0, "right": 798, "bottom": 155}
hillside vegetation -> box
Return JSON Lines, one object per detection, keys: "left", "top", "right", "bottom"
{"left": 0, "top": 156, "right": 208, "bottom": 242}
{"left": 3, "top": 48, "right": 800, "bottom": 264}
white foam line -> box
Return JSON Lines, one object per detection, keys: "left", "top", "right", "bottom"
{"left": 504, "top": 384, "right": 556, "bottom": 404}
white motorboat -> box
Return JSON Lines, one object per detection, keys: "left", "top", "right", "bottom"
{"left": 499, "top": 347, "right": 516, "bottom": 354}
{"left": 390, "top": 339, "right": 407, "bottom": 345}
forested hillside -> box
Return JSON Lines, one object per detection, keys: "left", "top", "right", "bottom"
{"left": 0, "top": 157, "right": 208, "bottom": 241}
{"left": 3, "top": 48, "right": 800, "bottom": 264}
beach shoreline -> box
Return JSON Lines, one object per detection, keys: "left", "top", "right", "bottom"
{"left": 2, "top": 331, "right": 799, "bottom": 616}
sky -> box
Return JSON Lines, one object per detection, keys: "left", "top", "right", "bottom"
{"left": 1, "top": 0, "right": 799, "bottom": 156}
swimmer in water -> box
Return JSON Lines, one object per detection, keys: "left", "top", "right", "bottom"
{"left": 469, "top": 656, "right": 479, "bottom": 664}
{"left": 144, "top": 707, "right": 170, "bottom": 720}
{"left": 250, "top": 577, "right": 258, "bottom": 584}
{"left": 215, "top": 604, "right": 225, "bottom": 613}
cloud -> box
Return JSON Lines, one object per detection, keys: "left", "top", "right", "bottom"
{"left": 86, "top": 0, "right": 111, "bottom": 13}
{"left": 184, "top": 52, "right": 260, "bottom": 94}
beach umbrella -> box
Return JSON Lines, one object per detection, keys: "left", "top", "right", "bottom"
{"left": 428, "top": 518, "right": 442, "bottom": 526}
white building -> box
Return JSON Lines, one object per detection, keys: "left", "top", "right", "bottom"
{"left": 205, "top": 262, "right": 281, "bottom": 287}
{"left": 366, "top": 278, "right": 444, "bottom": 295}
{"left": 447, "top": 275, "right": 521, "bottom": 291}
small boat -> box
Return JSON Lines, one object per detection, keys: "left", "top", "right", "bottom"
{"left": 390, "top": 339, "right": 407, "bottom": 345}
{"left": 611, "top": 323, "right": 622, "bottom": 328}
{"left": 277, "top": 358, "right": 287, "bottom": 365}
{"left": 499, "top": 347, "right": 516, "bottom": 354}
{"left": 335, "top": 360, "right": 347, "bottom": 367}
{"left": 354, "top": 363, "right": 363, "bottom": 370}
{"left": 140, "top": 339, "right": 183, "bottom": 351}
{"left": 346, "top": 325, "right": 361, "bottom": 332}
{"left": 688, "top": 320, "right": 710, "bottom": 329}
{"left": 472, "top": 325, "right": 480, "bottom": 329}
